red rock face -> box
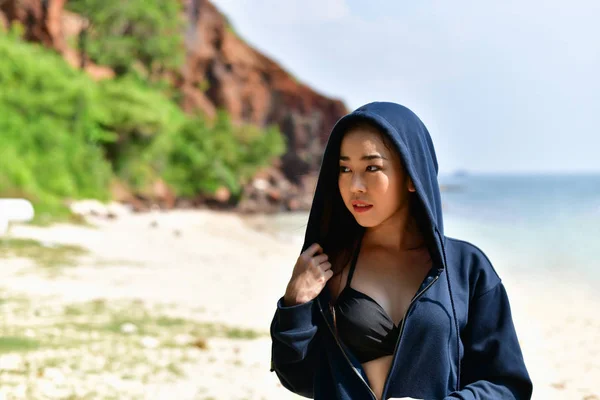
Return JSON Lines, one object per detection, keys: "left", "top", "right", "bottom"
{"left": 179, "top": 0, "right": 348, "bottom": 181}
{"left": 2, "top": 0, "right": 349, "bottom": 208}
{"left": 0, "top": 0, "right": 67, "bottom": 50}
{"left": 0, "top": 0, "right": 115, "bottom": 79}
{"left": 0, "top": 9, "right": 7, "bottom": 31}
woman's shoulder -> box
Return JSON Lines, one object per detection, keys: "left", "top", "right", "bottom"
{"left": 443, "top": 236, "right": 502, "bottom": 298}
{"left": 444, "top": 237, "right": 495, "bottom": 265}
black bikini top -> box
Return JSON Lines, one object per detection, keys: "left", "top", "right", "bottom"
{"left": 333, "top": 238, "right": 401, "bottom": 364}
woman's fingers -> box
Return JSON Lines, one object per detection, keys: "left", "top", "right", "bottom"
{"left": 312, "top": 253, "right": 329, "bottom": 266}
{"left": 317, "top": 263, "right": 333, "bottom": 283}
{"left": 302, "top": 243, "right": 322, "bottom": 259}
{"left": 320, "top": 261, "right": 332, "bottom": 271}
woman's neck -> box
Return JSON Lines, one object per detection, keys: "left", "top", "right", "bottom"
{"left": 363, "top": 208, "right": 424, "bottom": 252}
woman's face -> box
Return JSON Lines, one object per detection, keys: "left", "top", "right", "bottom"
{"left": 338, "top": 126, "right": 415, "bottom": 228}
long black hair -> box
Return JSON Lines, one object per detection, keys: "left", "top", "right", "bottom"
{"left": 314, "top": 120, "right": 438, "bottom": 278}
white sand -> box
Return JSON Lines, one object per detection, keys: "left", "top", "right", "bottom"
{"left": 1, "top": 209, "right": 598, "bottom": 399}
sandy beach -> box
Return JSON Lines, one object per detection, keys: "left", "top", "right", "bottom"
{"left": 0, "top": 209, "right": 598, "bottom": 399}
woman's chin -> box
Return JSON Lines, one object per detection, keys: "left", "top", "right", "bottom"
{"left": 352, "top": 213, "right": 379, "bottom": 228}
{"left": 346, "top": 205, "right": 380, "bottom": 227}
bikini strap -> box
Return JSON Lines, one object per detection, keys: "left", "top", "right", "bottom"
{"left": 345, "top": 234, "right": 363, "bottom": 287}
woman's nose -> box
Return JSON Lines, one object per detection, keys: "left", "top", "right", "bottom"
{"left": 350, "top": 173, "right": 366, "bottom": 193}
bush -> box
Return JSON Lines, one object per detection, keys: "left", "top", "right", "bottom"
{"left": 0, "top": 34, "right": 113, "bottom": 207}
{"left": 159, "top": 111, "right": 286, "bottom": 198}
{"left": 0, "top": 32, "right": 287, "bottom": 219}
{"left": 94, "top": 76, "right": 187, "bottom": 191}
{"left": 66, "top": 0, "right": 184, "bottom": 79}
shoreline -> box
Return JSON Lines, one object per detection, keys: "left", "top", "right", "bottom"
{"left": 0, "top": 209, "right": 598, "bottom": 399}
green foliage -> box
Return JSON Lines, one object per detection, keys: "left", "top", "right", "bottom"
{"left": 5, "top": 21, "right": 25, "bottom": 39}
{"left": 0, "top": 32, "right": 288, "bottom": 219}
{"left": 160, "top": 111, "right": 286, "bottom": 198}
{"left": 93, "top": 76, "right": 187, "bottom": 191}
{"left": 0, "top": 34, "right": 113, "bottom": 212}
{"left": 66, "top": 0, "right": 184, "bottom": 79}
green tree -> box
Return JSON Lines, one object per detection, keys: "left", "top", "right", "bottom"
{"left": 0, "top": 31, "right": 288, "bottom": 222}
{"left": 66, "top": 0, "right": 185, "bottom": 79}
{"left": 0, "top": 33, "right": 114, "bottom": 219}
{"left": 159, "top": 111, "right": 286, "bottom": 198}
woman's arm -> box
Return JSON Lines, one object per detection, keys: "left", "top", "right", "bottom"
{"left": 271, "top": 243, "right": 333, "bottom": 397}
{"left": 444, "top": 282, "right": 533, "bottom": 400}
{"left": 270, "top": 296, "right": 322, "bottom": 398}
{"left": 270, "top": 242, "right": 335, "bottom": 397}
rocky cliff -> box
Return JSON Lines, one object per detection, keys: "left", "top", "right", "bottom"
{"left": 179, "top": 0, "right": 347, "bottom": 184}
{"left": 0, "top": 0, "right": 348, "bottom": 212}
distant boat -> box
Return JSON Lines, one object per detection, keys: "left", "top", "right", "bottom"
{"left": 439, "top": 170, "right": 468, "bottom": 192}
{"left": 440, "top": 184, "right": 464, "bottom": 192}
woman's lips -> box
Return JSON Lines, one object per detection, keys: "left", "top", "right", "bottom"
{"left": 352, "top": 204, "right": 373, "bottom": 213}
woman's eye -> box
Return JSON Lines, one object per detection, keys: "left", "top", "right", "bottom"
{"left": 339, "top": 166, "right": 381, "bottom": 173}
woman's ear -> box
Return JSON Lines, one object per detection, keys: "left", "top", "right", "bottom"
{"left": 408, "top": 177, "right": 416, "bottom": 192}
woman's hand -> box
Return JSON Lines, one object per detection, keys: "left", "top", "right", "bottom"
{"left": 283, "top": 243, "right": 333, "bottom": 306}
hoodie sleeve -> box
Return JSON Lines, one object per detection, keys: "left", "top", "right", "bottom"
{"left": 270, "top": 296, "right": 321, "bottom": 398}
{"left": 443, "top": 282, "right": 533, "bottom": 400}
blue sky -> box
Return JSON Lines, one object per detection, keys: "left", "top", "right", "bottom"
{"left": 211, "top": 0, "right": 600, "bottom": 175}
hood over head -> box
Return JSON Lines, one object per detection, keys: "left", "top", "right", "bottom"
{"left": 301, "top": 101, "right": 447, "bottom": 272}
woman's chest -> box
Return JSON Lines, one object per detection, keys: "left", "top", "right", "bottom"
{"left": 318, "top": 269, "right": 463, "bottom": 400}
{"left": 347, "top": 251, "right": 432, "bottom": 324}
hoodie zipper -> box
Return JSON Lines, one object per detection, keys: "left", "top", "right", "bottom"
{"left": 317, "top": 298, "right": 378, "bottom": 400}
{"left": 380, "top": 272, "right": 441, "bottom": 400}
{"left": 319, "top": 271, "right": 440, "bottom": 400}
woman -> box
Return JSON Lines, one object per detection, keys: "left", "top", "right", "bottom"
{"left": 270, "top": 102, "right": 532, "bottom": 400}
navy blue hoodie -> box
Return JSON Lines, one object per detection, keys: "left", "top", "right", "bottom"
{"left": 270, "top": 102, "right": 533, "bottom": 399}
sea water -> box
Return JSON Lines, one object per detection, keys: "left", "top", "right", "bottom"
{"left": 255, "top": 174, "right": 600, "bottom": 283}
